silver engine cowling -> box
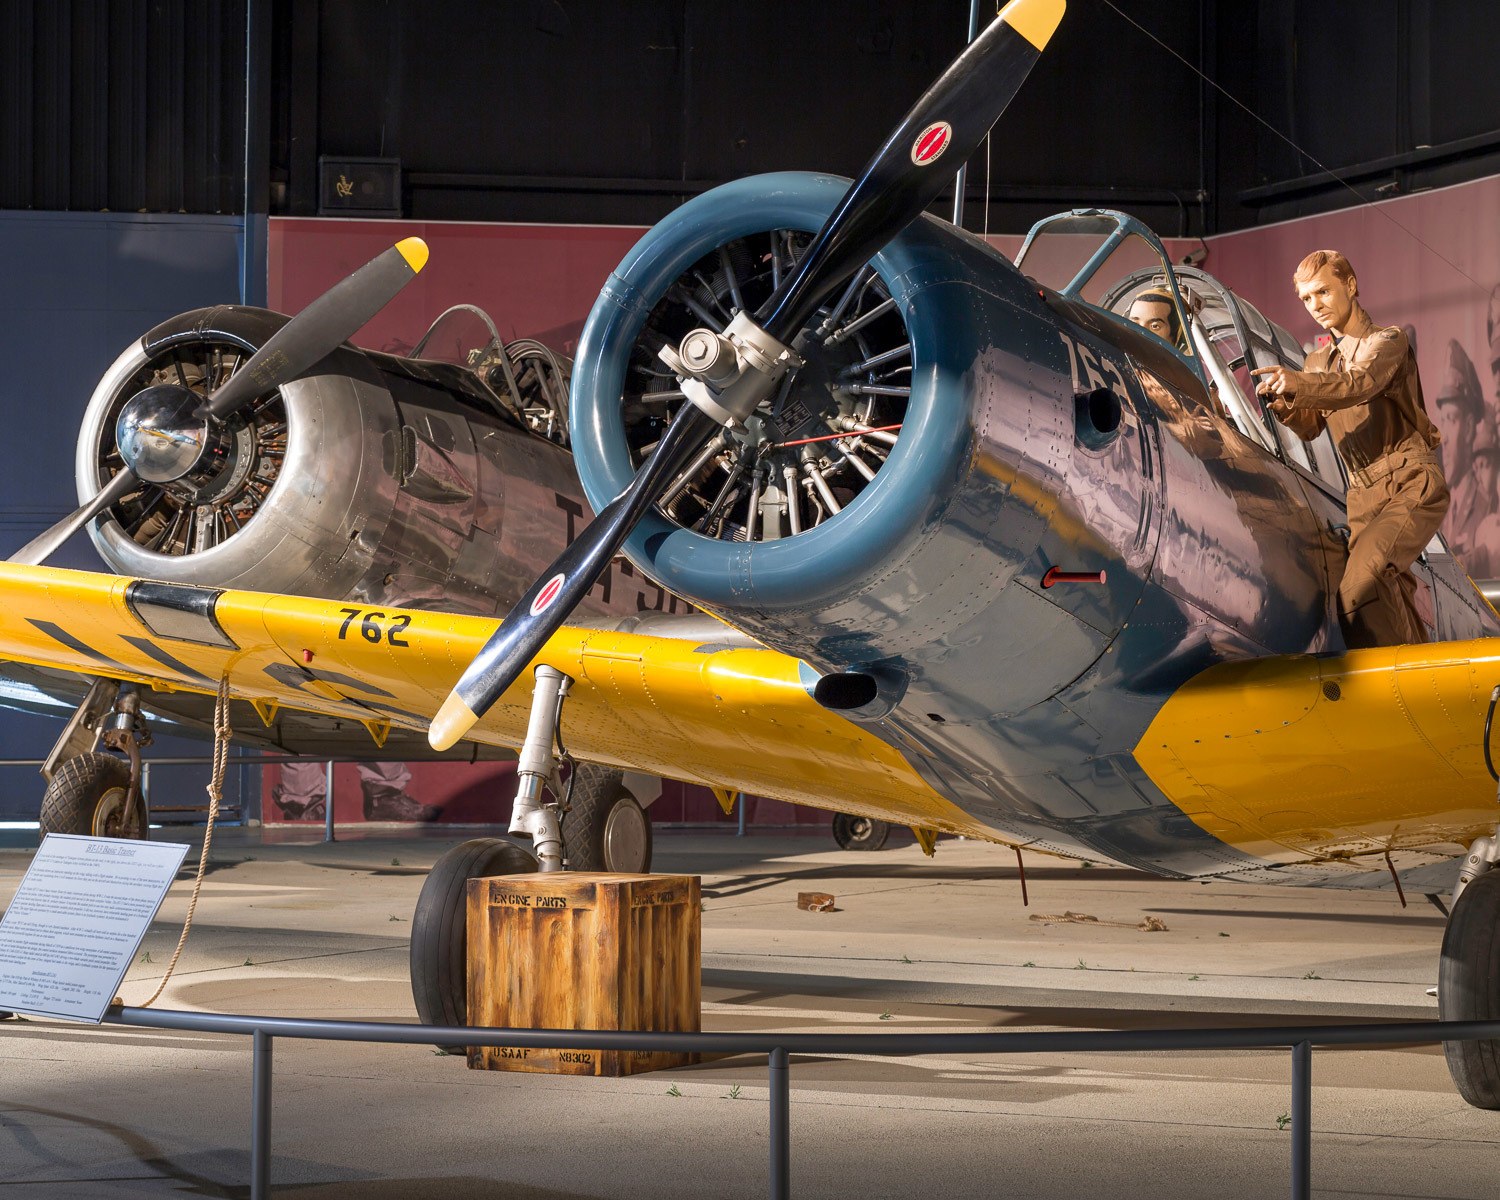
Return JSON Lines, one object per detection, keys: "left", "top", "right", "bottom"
{"left": 77, "top": 305, "right": 590, "bottom": 618}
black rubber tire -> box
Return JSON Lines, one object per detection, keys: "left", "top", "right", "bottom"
{"left": 564, "top": 763, "right": 652, "bottom": 873}
{"left": 38, "top": 752, "right": 141, "bottom": 842}
{"left": 410, "top": 838, "right": 537, "bottom": 1046}
{"left": 832, "top": 812, "right": 892, "bottom": 851}
{"left": 1440, "top": 868, "right": 1500, "bottom": 1108}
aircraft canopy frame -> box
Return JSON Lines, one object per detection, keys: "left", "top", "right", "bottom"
{"left": 1015, "top": 209, "right": 1349, "bottom": 496}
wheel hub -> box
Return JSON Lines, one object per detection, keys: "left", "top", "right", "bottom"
{"left": 603, "top": 799, "right": 650, "bottom": 873}
{"left": 91, "top": 785, "right": 144, "bottom": 839}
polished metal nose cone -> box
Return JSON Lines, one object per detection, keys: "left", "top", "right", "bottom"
{"left": 116, "top": 384, "right": 213, "bottom": 484}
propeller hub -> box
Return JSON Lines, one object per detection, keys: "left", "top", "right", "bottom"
{"left": 664, "top": 312, "right": 804, "bottom": 429}
{"left": 117, "top": 384, "right": 232, "bottom": 485}
{"left": 677, "top": 329, "right": 739, "bottom": 384}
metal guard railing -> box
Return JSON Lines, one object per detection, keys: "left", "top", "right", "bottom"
{"left": 89, "top": 1008, "right": 1500, "bottom": 1200}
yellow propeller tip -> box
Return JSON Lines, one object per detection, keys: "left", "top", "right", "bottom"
{"left": 1000, "top": 0, "right": 1065, "bottom": 51}
{"left": 428, "top": 691, "right": 478, "bottom": 752}
{"left": 396, "top": 236, "right": 429, "bottom": 274}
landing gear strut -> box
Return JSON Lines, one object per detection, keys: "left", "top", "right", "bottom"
{"left": 499, "top": 663, "right": 655, "bottom": 872}
{"left": 37, "top": 680, "right": 152, "bottom": 841}
{"left": 506, "top": 664, "right": 573, "bottom": 870}
{"left": 411, "top": 664, "right": 659, "bottom": 1038}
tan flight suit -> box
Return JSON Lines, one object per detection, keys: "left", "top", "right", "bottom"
{"left": 1275, "top": 309, "right": 1449, "bottom": 648}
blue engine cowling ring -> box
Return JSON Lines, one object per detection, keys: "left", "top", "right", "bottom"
{"left": 570, "top": 171, "right": 977, "bottom": 614}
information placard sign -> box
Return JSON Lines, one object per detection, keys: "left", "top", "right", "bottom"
{"left": 0, "top": 834, "right": 189, "bottom": 1022}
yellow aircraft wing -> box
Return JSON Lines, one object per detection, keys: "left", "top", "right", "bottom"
{"left": 7, "top": 561, "right": 1496, "bottom": 871}
{"left": 0, "top": 562, "right": 977, "bottom": 837}
{"left": 1136, "top": 640, "right": 1500, "bottom": 864}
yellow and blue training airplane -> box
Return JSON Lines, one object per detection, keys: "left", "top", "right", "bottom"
{"left": 5, "top": 0, "right": 1500, "bottom": 1107}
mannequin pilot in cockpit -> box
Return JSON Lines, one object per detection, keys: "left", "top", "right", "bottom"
{"left": 1128, "top": 286, "right": 1189, "bottom": 354}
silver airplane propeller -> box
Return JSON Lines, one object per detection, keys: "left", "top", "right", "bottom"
{"left": 11, "top": 237, "right": 429, "bottom": 567}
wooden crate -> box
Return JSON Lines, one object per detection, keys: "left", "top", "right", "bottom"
{"left": 465, "top": 872, "right": 700, "bottom": 1076}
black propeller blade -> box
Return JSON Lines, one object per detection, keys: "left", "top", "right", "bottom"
{"left": 428, "top": 404, "right": 717, "bottom": 748}
{"left": 428, "top": 0, "right": 1064, "bottom": 752}
{"left": 757, "top": 0, "right": 1063, "bottom": 343}
{"left": 199, "top": 238, "right": 429, "bottom": 421}
{"left": 10, "top": 238, "right": 428, "bottom": 568}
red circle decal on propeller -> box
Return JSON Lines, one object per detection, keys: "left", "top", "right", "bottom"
{"left": 911, "top": 121, "right": 953, "bottom": 166}
{"left": 530, "top": 573, "right": 567, "bottom": 616}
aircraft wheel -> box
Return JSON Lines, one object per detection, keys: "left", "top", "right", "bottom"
{"left": 410, "top": 837, "right": 537, "bottom": 1048}
{"left": 37, "top": 752, "right": 144, "bottom": 842}
{"left": 1439, "top": 868, "right": 1500, "bottom": 1107}
{"left": 565, "top": 764, "right": 652, "bottom": 873}
{"left": 832, "top": 812, "right": 891, "bottom": 851}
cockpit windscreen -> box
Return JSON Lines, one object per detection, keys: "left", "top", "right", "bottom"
{"left": 1014, "top": 212, "right": 1194, "bottom": 358}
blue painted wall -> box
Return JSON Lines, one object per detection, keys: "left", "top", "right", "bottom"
{"left": 0, "top": 211, "right": 257, "bottom": 820}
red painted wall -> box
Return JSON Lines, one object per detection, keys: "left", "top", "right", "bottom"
{"left": 269, "top": 218, "right": 647, "bottom": 355}
{"left": 267, "top": 218, "right": 1194, "bottom": 357}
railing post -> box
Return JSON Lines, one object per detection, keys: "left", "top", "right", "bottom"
{"left": 1291, "top": 1040, "right": 1311, "bottom": 1200}
{"left": 251, "top": 1029, "right": 273, "bottom": 1200}
{"left": 323, "top": 760, "right": 335, "bottom": 843}
{"left": 769, "top": 1046, "right": 790, "bottom": 1199}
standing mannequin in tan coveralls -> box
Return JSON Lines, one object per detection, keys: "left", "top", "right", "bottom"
{"left": 1252, "top": 250, "right": 1449, "bottom": 649}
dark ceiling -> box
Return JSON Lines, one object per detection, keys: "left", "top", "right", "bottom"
{"left": 4, "top": 1, "right": 1499, "bottom": 239}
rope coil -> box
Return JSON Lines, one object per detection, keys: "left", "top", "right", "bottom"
{"left": 137, "top": 675, "right": 230, "bottom": 1008}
